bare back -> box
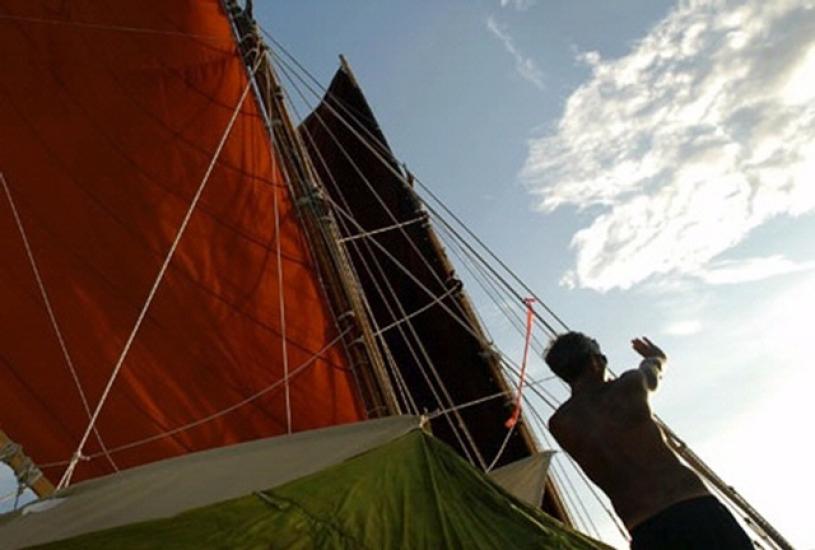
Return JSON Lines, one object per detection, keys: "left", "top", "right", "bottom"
{"left": 549, "top": 370, "right": 709, "bottom": 529}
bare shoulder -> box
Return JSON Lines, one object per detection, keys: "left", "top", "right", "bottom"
{"left": 609, "top": 370, "right": 652, "bottom": 418}
{"left": 613, "top": 369, "right": 648, "bottom": 395}
{"left": 548, "top": 400, "right": 574, "bottom": 439}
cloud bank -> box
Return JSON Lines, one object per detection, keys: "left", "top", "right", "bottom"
{"left": 486, "top": 16, "right": 545, "bottom": 90}
{"left": 522, "top": 0, "right": 815, "bottom": 291}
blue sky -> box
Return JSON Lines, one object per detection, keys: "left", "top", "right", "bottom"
{"left": 2, "top": 1, "right": 812, "bottom": 547}
{"left": 258, "top": 1, "right": 814, "bottom": 547}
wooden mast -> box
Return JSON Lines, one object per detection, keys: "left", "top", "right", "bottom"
{"left": 0, "top": 430, "right": 54, "bottom": 500}
{"left": 224, "top": 1, "right": 399, "bottom": 418}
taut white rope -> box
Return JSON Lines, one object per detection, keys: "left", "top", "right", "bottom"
{"left": 57, "top": 57, "right": 263, "bottom": 490}
{"left": 373, "top": 286, "right": 457, "bottom": 337}
{"left": 269, "top": 95, "right": 292, "bottom": 435}
{"left": 337, "top": 215, "right": 427, "bottom": 244}
{"left": 280, "top": 71, "right": 486, "bottom": 470}
{"left": 262, "top": 64, "right": 295, "bottom": 435}
{"left": 486, "top": 423, "right": 515, "bottom": 473}
{"left": 40, "top": 328, "right": 350, "bottom": 467}
{"left": 1, "top": 173, "right": 119, "bottom": 473}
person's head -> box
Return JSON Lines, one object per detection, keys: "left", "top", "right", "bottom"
{"left": 544, "top": 331, "right": 607, "bottom": 385}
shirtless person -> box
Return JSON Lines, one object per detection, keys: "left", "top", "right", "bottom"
{"left": 546, "top": 332, "right": 753, "bottom": 549}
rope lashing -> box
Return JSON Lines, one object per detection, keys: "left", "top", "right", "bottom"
{"left": 1, "top": 439, "right": 43, "bottom": 485}
{"left": 14, "top": 457, "right": 45, "bottom": 487}
{"left": 0, "top": 440, "right": 21, "bottom": 462}
{"left": 505, "top": 297, "right": 536, "bottom": 429}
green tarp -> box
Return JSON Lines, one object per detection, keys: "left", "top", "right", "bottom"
{"left": 36, "top": 431, "right": 608, "bottom": 549}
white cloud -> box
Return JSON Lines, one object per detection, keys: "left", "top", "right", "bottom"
{"left": 486, "top": 16, "right": 545, "bottom": 90}
{"left": 661, "top": 319, "right": 702, "bottom": 336}
{"left": 500, "top": 0, "right": 536, "bottom": 11}
{"left": 522, "top": 0, "right": 815, "bottom": 291}
{"left": 695, "top": 255, "right": 815, "bottom": 285}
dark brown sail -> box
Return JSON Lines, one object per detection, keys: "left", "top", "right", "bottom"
{"left": 299, "top": 62, "right": 570, "bottom": 522}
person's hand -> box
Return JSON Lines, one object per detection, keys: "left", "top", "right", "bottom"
{"left": 631, "top": 337, "right": 666, "bottom": 362}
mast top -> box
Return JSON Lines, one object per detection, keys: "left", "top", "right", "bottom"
{"left": 338, "top": 55, "right": 362, "bottom": 90}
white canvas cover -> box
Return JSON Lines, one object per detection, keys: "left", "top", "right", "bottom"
{"left": 489, "top": 450, "right": 556, "bottom": 507}
{"left": 0, "top": 416, "right": 421, "bottom": 549}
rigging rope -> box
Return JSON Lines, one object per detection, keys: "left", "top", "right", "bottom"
{"left": 488, "top": 298, "right": 536, "bottom": 472}
{"left": 287, "top": 94, "right": 420, "bottom": 416}
{"left": 259, "top": 29, "right": 567, "bottom": 336}
{"left": 486, "top": 423, "right": 516, "bottom": 472}
{"left": 280, "top": 59, "right": 475, "bottom": 329}
{"left": 282, "top": 69, "right": 486, "bottom": 469}
{"left": 40, "top": 328, "right": 351, "bottom": 469}
{"left": 261, "top": 57, "right": 418, "bottom": 420}
{"left": 1, "top": 173, "right": 119, "bottom": 474}
{"left": 337, "top": 215, "right": 428, "bottom": 244}
{"left": 506, "top": 298, "right": 536, "bottom": 429}
{"left": 269, "top": 46, "right": 565, "bottom": 344}
{"left": 279, "top": 63, "right": 486, "bottom": 468}
{"left": 324, "top": 196, "right": 501, "bottom": 354}
{"left": 373, "top": 286, "right": 458, "bottom": 336}
{"left": 436, "top": 221, "right": 551, "bottom": 351}
{"left": 261, "top": 28, "right": 733, "bottom": 547}
{"left": 255, "top": 30, "right": 780, "bottom": 549}
{"left": 57, "top": 54, "right": 264, "bottom": 491}
{"left": 265, "top": 67, "right": 293, "bottom": 435}
{"left": 426, "top": 375, "right": 559, "bottom": 421}
{"left": 270, "top": 45, "right": 501, "bottom": 350}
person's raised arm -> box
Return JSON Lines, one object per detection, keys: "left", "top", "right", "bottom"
{"left": 631, "top": 336, "right": 666, "bottom": 391}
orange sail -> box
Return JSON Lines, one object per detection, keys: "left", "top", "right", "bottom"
{"left": 0, "top": 1, "right": 364, "bottom": 483}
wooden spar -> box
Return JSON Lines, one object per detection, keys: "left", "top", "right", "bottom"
{"left": 662, "top": 425, "right": 793, "bottom": 550}
{"left": 334, "top": 55, "right": 573, "bottom": 526}
{"left": 224, "top": 1, "right": 400, "bottom": 418}
{"left": 0, "top": 430, "right": 54, "bottom": 499}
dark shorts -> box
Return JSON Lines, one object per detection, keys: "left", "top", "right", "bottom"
{"left": 630, "top": 496, "right": 754, "bottom": 550}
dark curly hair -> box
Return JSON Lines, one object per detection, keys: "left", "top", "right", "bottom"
{"left": 544, "top": 332, "right": 603, "bottom": 383}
